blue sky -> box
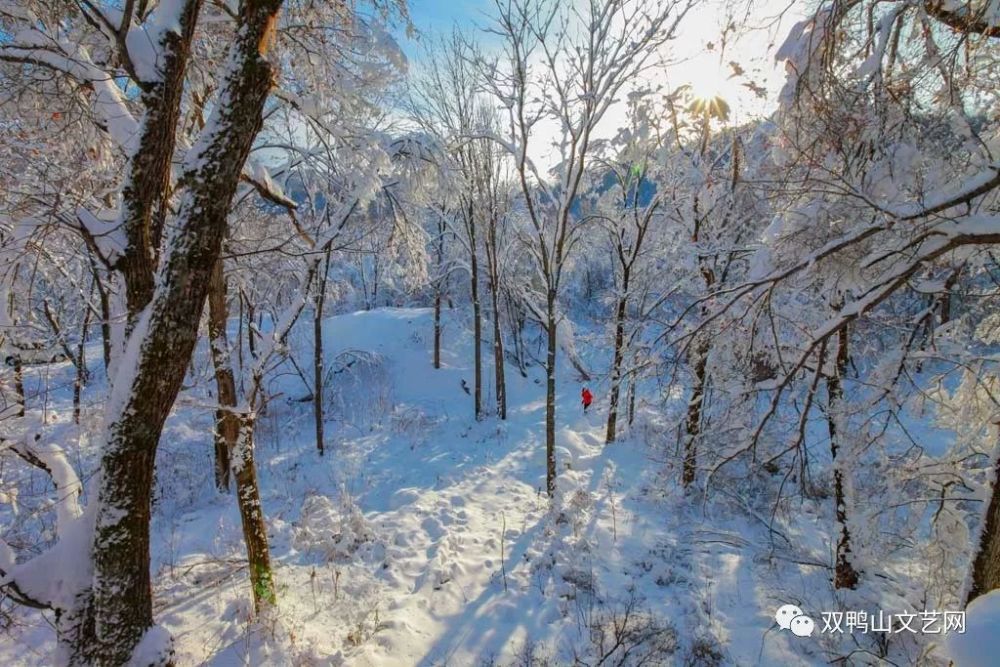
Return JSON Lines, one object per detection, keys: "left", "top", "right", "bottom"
{"left": 406, "top": 0, "right": 494, "bottom": 34}
{"left": 398, "top": 0, "right": 500, "bottom": 60}
{"left": 398, "top": 0, "right": 807, "bottom": 122}
{"left": 395, "top": 0, "right": 808, "bottom": 173}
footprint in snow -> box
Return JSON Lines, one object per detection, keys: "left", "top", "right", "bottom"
{"left": 421, "top": 516, "right": 445, "bottom": 540}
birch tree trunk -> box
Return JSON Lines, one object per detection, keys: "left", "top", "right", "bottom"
{"left": 826, "top": 324, "right": 860, "bottom": 590}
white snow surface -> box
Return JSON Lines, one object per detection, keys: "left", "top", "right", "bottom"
{"left": 0, "top": 307, "right": 942, "bottom": 665}
{"left": 946, "top": 591, "right": 1000, "bottom": 667}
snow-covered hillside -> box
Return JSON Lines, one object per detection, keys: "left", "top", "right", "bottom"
{"left": 3, "top": 308, "right": 858, "bottom": 665}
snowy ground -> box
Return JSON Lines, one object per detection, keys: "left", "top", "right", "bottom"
{"left": 0, "top": 308, "right": 954, "bottom": 665}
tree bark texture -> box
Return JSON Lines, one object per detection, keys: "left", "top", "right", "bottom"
{"left": 234, "top": 414, "right": 276, "bottom": 612}
{"left": 827, "top": 324, "right": 860, "bottom": 590}
{"left": 208, "top": 259, "right": 239, "bottom": 491}
{"left": 73, "top": 2, "right": 285, "bottom": 662}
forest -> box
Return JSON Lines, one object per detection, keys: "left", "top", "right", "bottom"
{"left": 0, "top": 0, "right": 999, "bottom": 665}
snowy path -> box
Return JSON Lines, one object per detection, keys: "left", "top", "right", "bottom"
{"left": 361, "top": 437, "right": 547, "bottom": 666}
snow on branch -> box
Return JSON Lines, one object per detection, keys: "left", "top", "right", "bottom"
{"left": 0, "top": 420, "right": 91, "bottom": 614}
{"left": 0, "top": 31, "right": 140, "bottom": 151}
{"left": 924, "top": 0, "right": 1000, "bottom": 38}
{"left": 894, "top": 163, "right": 1000, "bottom": 220}
{"left": 1, "top": 428, "right": 83, "bottom": 534}
{"left": 75, "top": 206, "right": 126, "bottom": 267}
{"left": 123, "top": 0, "right": 195, "bottom": 86}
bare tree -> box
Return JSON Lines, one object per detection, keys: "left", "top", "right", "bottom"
{"left": 481, "top": 0, "right": 691, "bottom": 495}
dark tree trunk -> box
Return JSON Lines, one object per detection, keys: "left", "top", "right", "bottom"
{"left": 313, "top": 247, "right": 331, "bottom": 456}
{"left": 433, "top": 218, "right": 446, "bottom": 370}
{"left": 484, "top": 215, "right": 506, "bottom": 419}
{"left": 467, "top": 204, "right": 483, "bottom": 420}
{"left": 73, "top": 304, "right": 91, "bottom": 425}
{"left": 208, "top": 259, "right": 238, "bottom": 492}
{"left": 115, "top": 1, "right": 203, "bottom": 327}
{"left": 6, "top": 287, "right": 24, "bottom": 417}
{"left": 88, "top": 260, "right": 113, "bottom": 373}
{"left": 72, "top": 3, "right": 284, "bottom": 662}
{"left": 682, "top": 334, "right": 708, "bottom": 487}
{"left": 13, "top": 356, "right": 25, "bottom": 418}
{"left": 683, "top": 199, "right": 715, "bottom": 488}
{"left": 433, "top": 291, "right": 442, "bottom": 369}
{"left": 827, "top": 324, "right": 860, "bottom": 590}
{"left": 627, "top": 374, "right": 636, "bottom": 427}
{"left": 234, "top": 414, "right": 276, "bottom": 612}
{"left": 545, "top": 288, "right": 557, "bottom": 497}
{"left": 247, "top": 295, "right": 258, "bottom": 360}
{"left": 682, "top": 341, "right": 708, "bottom": 487}
{"left": 490, "top": 276, "right": 506, "bottom": 420}
{"left": 237, "top": 288, "right": 246, "bottom": 387}
{"left": 967, "top": 451, "right": 1000, "bottom": 605}
{"left": 605, "top": 268, "right": 630, "bottom": 444}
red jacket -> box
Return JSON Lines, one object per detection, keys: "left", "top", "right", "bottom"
{"left": 581, "top": 389, "right": 593, "bottom": 406}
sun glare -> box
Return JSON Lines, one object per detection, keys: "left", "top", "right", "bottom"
{"left": 685, "top": 65, "right": 735, "bottom": 121}
{"left": 688, "top": 73, "right": 727, "bottom": 101}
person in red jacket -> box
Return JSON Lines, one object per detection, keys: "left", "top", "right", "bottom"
{"left": 581, "top": 387, "right": 593, "bottom": 413}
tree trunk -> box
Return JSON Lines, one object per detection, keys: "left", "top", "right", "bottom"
{"left": 506, "top": 288, "right": 527, "bottom": 377}
{"left": 605, "top": 271, "right": 630, "bottom": 444}
{"left": 627, "top": 374, "right": 636, "bottom": 427}
{"left": 72, "top": 4, "right": 284, "bottom": 662}
{"left": 967, "top": 449, "right": 1000, "bottom": 605}
{"left": 433, "top": 218, "right": 446, "bottom": 370}
{"left": 682, "top": 334, "right": 708, "bottom": 487}
{"left": 6, "top": 288, "right": 24, "bottom": 418}
{"left": 89, "top": 260, "right": 113, "bottom": 374}
{"left": 313, "top": 247, "right": 331, "bottom": 456}
{"left": 233, "top": 414, "right": 276, "bottom": 612}
{"left": 116, "top": 1, "right": 204, "bottom": 327}
{"left": 246, "top": 294, "right": 258, "bottom": 360}
{"left": 13, "top": 356, "right": 25, "bottom": 418}
{"left": 433, "top": 289, "right": 442, "bottom": 369}
{"left": 468, "top": 205, "right": 483, "bottom": 420}
{"left": 684, "top": 208, "right": 715, "bottom": 487}
{"left": 237, "top": 288, "right": 246, "bottom": 388}
{"left": 827, "top": 325, "right": 860, "bottom": 590}
{"left": 208, "top": 259, "right": 238, "bottom": 492}
{"left": 485, "top": 216, "right": 506, "bottom": 420}
{"left": 73, "top": 303, "right": 92, "bottom": 425}
{"left": 490, "top": 275, "right": 506, "bottom": 420}
{"left": 546, "top": 288, "right": 558, "bottom": 497}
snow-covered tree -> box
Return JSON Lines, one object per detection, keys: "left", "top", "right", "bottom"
{"left": 480, "top": 0, "right": 692, "bottom": 496}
